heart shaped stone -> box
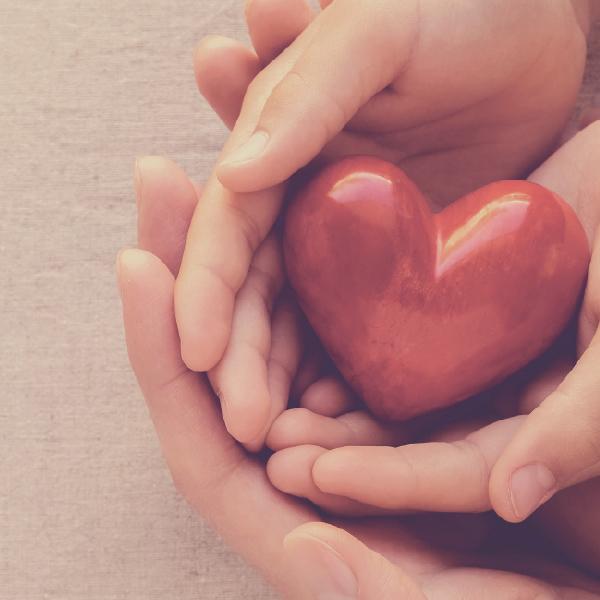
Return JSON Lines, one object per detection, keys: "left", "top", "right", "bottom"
{"left": 284, "top": 157, "right": 590, "bottom": 420}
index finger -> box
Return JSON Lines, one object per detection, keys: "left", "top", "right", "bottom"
{"left": 309, "top": 417, "right": 524, "bottom": 513}
{"left": 174, "top": 17, "right": 315, "bottom": 372}
{"left": 118, "top": 249, "right": 317, "bottom": 591}
{"left": 175, "top": 178, "right": 285, "bottom": 371}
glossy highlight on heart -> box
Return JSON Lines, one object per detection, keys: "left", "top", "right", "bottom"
{"left": 284, "top": 157, "right": 590, "bottom": 420}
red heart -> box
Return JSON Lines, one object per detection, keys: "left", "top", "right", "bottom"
{"left": 284, "top": 157, "right": 590, "bottom": 420}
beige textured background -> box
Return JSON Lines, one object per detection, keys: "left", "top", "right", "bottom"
{"left": 0, "top": 2, "right": 599, "bottom": 599}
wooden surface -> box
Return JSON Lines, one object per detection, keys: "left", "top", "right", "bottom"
{"left": 0, "top": 2, "right": 598, "bottom": 598}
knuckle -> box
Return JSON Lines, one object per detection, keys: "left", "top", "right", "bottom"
{"left": 239, "top": 238, "right": 284, "bottom": 306}
{"left": 582, "top": 430, "right": 600, "bottom": 470}
{"left": 246, "top": 68, "right": 272, "bottom": 102}
{"left": 171, "top": 451, "right": 245, "bottom": 513}
{"left": 267, "top": 69, "right": 348, "bottom": 142}
{"left": 230, "top": 202, "right": 263, "bottom": 257}
{"left": 246, "top": 261, "right": 280, "bottom": 303}
{"left": 392, "top": 446, "right": 421, "bottom": 488}
{"left": 274, "top": 69, "right": 310, "bottom": 98}
{"left": 455, "top": 439, "right": 493, "bottom": 511}
{"left": 193, "top": 261, "right": 237, "bottom": 299}
{"left": 149, "top": 368, "right": 190, "bottom": 399}
{"left": 265, "top": 70, "right": 312, "bottom": 121}
{"left": 337, "top": 412, "right": 365, "bottom": 445}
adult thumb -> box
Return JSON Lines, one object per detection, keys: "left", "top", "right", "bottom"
{"left": 217, "top": 0, "right": 419, "bottom": 193}
{"left": 283, "top": 522, "right": 425, "bottom": 599}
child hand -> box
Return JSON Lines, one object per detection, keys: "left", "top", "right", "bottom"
{"left": 174, "top": 22, "right": 327, "bottom": 450}
{"left": 266, "top": 120, "right": 600, "bottom": 573}
{"left": 120, "top": 154, "right": 600, "bottom": 600}
{"left": 172, "top": 17, "right": 376, "bottom": 450}
{"left": 218, "top": 0, "right": 590, "bottom": 200}
{"left": 174, "top": 0, "right": 591, "bottom": 450}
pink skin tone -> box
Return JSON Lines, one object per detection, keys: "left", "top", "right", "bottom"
{"left": 185, "top": 0, "right": 600, "bottom": 532}
{"left": 170, "top": 0, "right": 600, "bottom": 536}
{"left": 269, "top": 123, "right": 600, "bottom": 573}
{"left": 176, "top": 0, "right": 592, "bottom": 447}
{"left": 120, "top": 0, "right": 600, "bottom": 594}
{"left": 119, "top": 153, "right": 600, "bottom": 598}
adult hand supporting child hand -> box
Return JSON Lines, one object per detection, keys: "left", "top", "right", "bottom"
{"left": 197, "top": 0, "right": 600, "bottom": 529}
{"left": 119, "top": 150, "right": 600, "bottom": 600}
{"left": 173, "top": 0, "right": 590, "bottom": 453}
{"left": 267, "top": 121, "right": 600, "bottom": 573}
{"left": 120, "top": 1, "right": 600, "bottom": 592}
{"left": 121, "top": 45, "right": 599, "bottom": 593}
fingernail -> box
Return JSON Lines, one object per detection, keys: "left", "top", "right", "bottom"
{"left": 221, "top": 131, "right": 269, "bottom": 167}
{"left": 288, "top": 534, "right": 358, "bottom": 599}
{"left": 509, "top": 463, "right": 556, "bottom": 520}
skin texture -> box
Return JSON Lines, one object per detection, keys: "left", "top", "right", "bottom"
{"left": 181, "top": 0, "right": 600, "bottom": 530}
{"left": 173, "top": 0, "right": 590, "bottom": 453}
{"left": 189, "top": 0, "right": 600, "bottom": 569}
{"left": 119, "top": 0, "right": 600, "bottom": 594}
{"left": 284, "top": 158, "right": 589, "bottom": 419}
{"left": 119, "top": 155, "right": 600, "bottom": 598}
{"left": 268, "top": 123, "right": 600, "bottom": 574}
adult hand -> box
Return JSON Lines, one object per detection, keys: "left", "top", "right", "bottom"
{"left": 265, "top": 121, "right": 600, "bottom": 573}
{"left": 174, "top": 18, "right": 336, "bottom": 450}
{"left": 173, "top": 0, "right": 591, "bottom": 451}
{"left": 118, "top": 153, "right": 600, "bottom": 600}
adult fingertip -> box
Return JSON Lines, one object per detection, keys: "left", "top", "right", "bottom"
{"left": 117, "top": 250, "right": 171, "bottom": 309}
{"left": 245, "top": 0, "right": 313, "bottom": 64}
{"left": 194, "top": 34, "right": 236, "bottom": 59}
{"left": 134, "top": 155, "right": 180, "bottom": 206}
{"left": 193, "top": 34, "right": 257, "bottom": 88}
{"left": 135, "top": 155, "right": 174, "bottom": 177}
{"left": 117, "top": 248, "right": 151, "bottom": 280}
